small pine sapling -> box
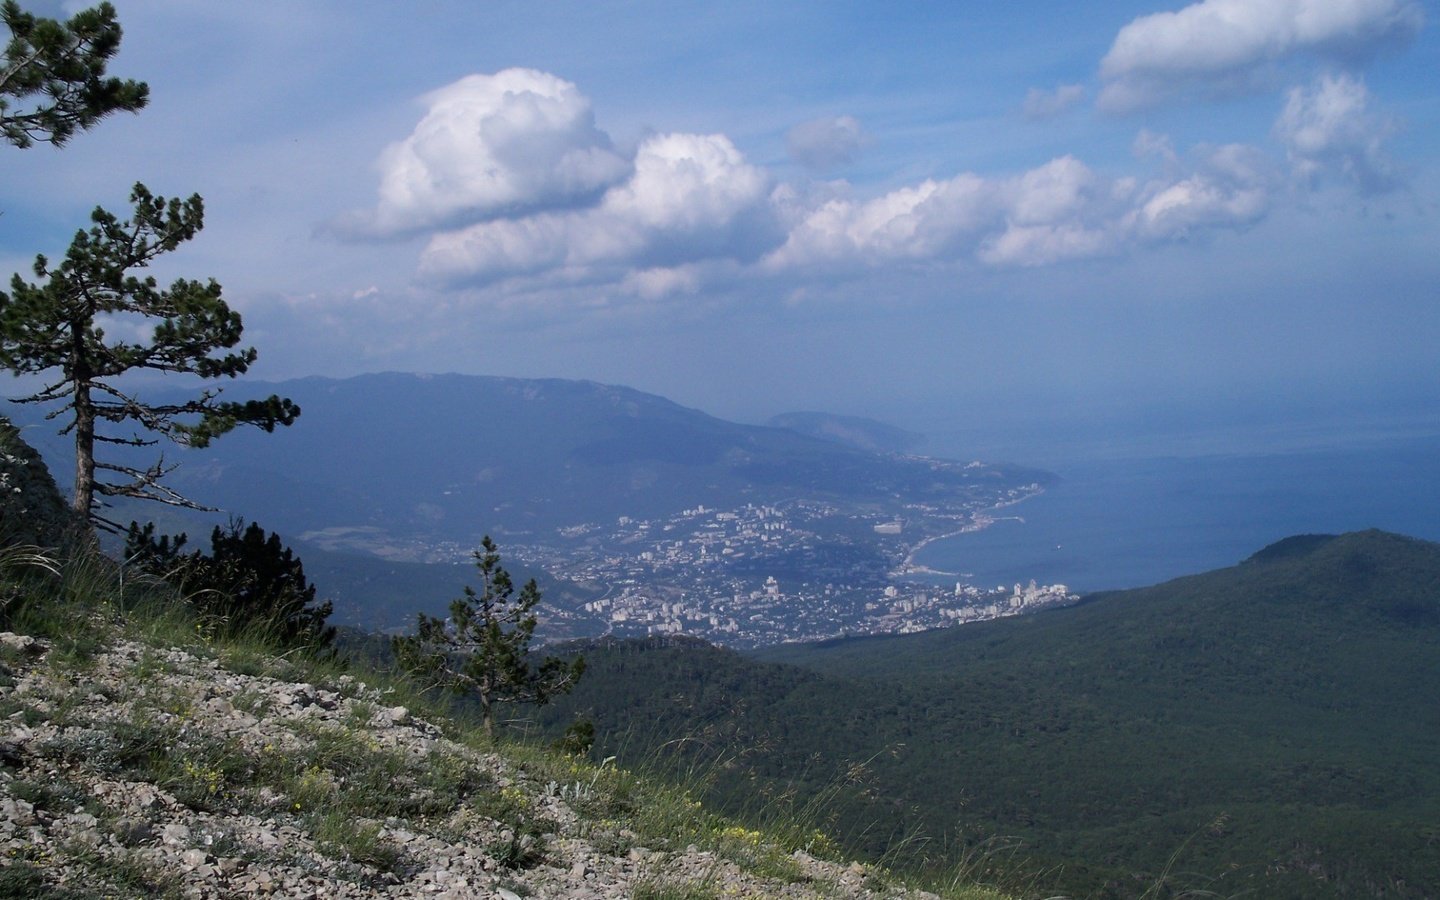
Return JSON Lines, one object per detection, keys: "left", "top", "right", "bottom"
{"left": 394, "top": 535, "right": 585, "bottom": 739}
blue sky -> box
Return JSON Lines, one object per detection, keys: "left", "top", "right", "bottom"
{"left": 4, "top": 0, "right": 1438, "bottom": 458}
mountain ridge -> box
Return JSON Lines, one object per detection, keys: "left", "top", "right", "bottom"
{"left": 7, "top": 371, "right": 1046, "bottom": 544}
{"left": 765, "top": 411, "right": 924, "bottom": 454}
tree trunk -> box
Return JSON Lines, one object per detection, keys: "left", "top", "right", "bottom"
{"left": 71, "top": 380, "right": 95, "bottom": 519}
{"left": 480, "top": 688, "right": 494, "bottom": 741}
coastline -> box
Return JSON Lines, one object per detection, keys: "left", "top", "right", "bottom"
{"left": 891, "top": 488, "right": 1044, "bottom": 578}
{"left": 895, "top": 429, "right": 1440, "bottom": 594}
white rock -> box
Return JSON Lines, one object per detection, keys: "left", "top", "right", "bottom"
{"left": 0, "top": 633, "right": 43, "bottom": 654}
{"left": 0, "top": 798, "right": 35, "bottom": 826}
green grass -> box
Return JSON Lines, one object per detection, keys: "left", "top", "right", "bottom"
{"left": 630, "top": 878, "right": 726, "bottom": 900}
{"left": 309, "top": 810, "right": 407, "bottom": 873}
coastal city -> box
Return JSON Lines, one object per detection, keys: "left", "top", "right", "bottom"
{"left": 497, "top": 492, "right": 1078, "bottom": 649}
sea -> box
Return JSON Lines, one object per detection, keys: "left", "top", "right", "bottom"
{"left": 915, "top": 415, "right": 1440, "bottom": 593}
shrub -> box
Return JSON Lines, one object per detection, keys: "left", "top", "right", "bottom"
{"left": 124, "top": 519, "right": 333, "bottom": 651}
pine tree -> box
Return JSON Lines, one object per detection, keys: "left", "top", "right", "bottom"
{"left": 0, "top": 183, "right": 299, "bottom": 527}
{"left": 1, "top": 1, "right": 147, "bottom": 148}
{"left": 124, "top": 519, "right": 334, "bottom": 651}
{"left": 394, "top": 536, "right": 585, "bottom": 739}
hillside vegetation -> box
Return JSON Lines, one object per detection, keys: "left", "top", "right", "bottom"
{"left": 538, "top": 531, "right": 1440, "bottom": 898}
{"left": 0, "top": 423, "right": 1006, "bottom": 899}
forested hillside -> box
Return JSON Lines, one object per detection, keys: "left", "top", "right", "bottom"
{"left": 537, "top": 531, "right": 1440, "bottom": 898}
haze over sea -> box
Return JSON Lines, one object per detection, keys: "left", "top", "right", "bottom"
{"left": 916, "top": 406, "right": 1440, "bottom": 593}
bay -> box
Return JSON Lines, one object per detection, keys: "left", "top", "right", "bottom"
{"left": 915, "top": 431, "right": 1440, "bottom": 592}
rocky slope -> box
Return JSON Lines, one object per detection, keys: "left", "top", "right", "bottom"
{"left": 0, "top": 627, "right": 954, "bottom": 899}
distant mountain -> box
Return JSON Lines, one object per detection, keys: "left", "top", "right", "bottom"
{"left": 7, "top": 372, "right": 1042, "bottom": 548}
{"left": 5, "top": 373, "right": 1046, "bottom": 636}
{"left": 537, "top": 530, "right": 1440, "bottom": 898}
{"left": 766, "top": 411, "right": 923, "bottom": 454}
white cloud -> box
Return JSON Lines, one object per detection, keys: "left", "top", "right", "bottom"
{"left": 1022, "top": 84, "right": 1086, "bottom": 120}
{"left": 1004, "top": 156, "right": 1102, "bottom": 226}
{"left": 763, "top": 174, "right": 997, "bottom": 270}
{"left": 333, "top": 65, "right": 1376, "bottom": 304}
{"left": 621, "top": 265, "right": 704, "bottom": 300}
{"left": 606, "top": 132, "right": 770, "bottom": 233}
{"left": 766, "top": 157, "right": 1110, "bottom": 270}
{"left": 786, "top": 115, "right": 868, "bottom": 171}
{"left": 1275, "top": 73, "right": 1398, "bottom": 192}
{"left": 978, "top": 223, "right": 1114, "bottom": 267}
{"left": 417, "top": 132, "right": 773, "bottom": 287}
{"left": 1129, "top": 176, "right": 1266, "bottom": 238}
{"left": 352, "top": 69, "right": 631, "bottom": 237}
{"left": 980, "top": 157, "right": 1118, "bottom": 265}
{"left": 767, "top": 148, "right": 1275, "bottom": 271}
{"left": 1126, "top": 144, "right": 1273, "bottom": 239}
{"left": 1099, "top": 0, "right": 1423, "bottom": 111}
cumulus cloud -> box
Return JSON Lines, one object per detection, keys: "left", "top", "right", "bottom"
{"left": 346, "top": 68, "right": 631, "bottom": 237}
{"left": 1125, "top": 144, "right": 1274, "bottom": 239}
{"left": 1274, "top": 73, "right": 1399, "bottom": 192}
{"left": 336, "top": 66, "right": 1364, "bottom": 304}
{"left": 1022, "top": 84, "right": 1086, "bottom": 120}
{"left": 785, "top": 115, "right": 868, "bottom": 171}
{"left": 980, "top": 158, "right": 1118, "bottom": 266}
{"left": 1099, "top": 0, "right": 1423, "bottom": 111}
{"left": 767, "top": 147, "right": 1275, "bottom": 271}
{"left": 764, "top": 174, "right": 997, "bottom": 270}
{"left": 1004, "top": 156, "right": 1104, "bottom": 226}
{"left": 418, "top": 132, "right": 773, "bottom": 288}
{"left": 607, "top": 132, "right": 771, "bottom": 234}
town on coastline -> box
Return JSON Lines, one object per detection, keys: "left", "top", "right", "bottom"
{"left": 499, "top": 492, "right": 1078, "bottom": 649}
